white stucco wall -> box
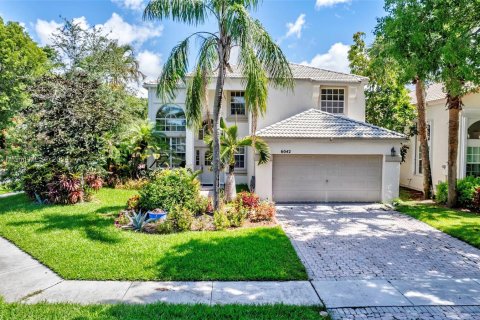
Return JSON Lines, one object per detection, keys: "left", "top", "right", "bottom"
{"left": 400, "top": 91, "right": 480, "bottom": 193}
{"left": 255, "top": 139, "right": 403, "bottom": 203}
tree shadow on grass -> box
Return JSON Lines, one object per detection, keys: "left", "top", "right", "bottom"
{"left": 7, "top": 212, "right": 122, "bottom": 244}
{"left": 0, "top": 194, "right": 51, "bottom": 215}
{"left": 153, "top": 227, "right": 307, "bottom": 281}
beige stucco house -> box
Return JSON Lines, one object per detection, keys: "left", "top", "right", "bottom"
{"left": 401, "top": 84, "right": 480, "bottom": 193}
{"left": 145, "top": 63, "right": 405, "bottom": 203}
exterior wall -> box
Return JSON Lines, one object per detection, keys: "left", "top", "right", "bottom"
{"left": 400, "top": 91, "right": 480, "bottom": 193}
{"left": 145, "top": 77, "right": 367, "bottom": 184}
{"left": 255, "top": 139, "right": 403, "bottom": 203}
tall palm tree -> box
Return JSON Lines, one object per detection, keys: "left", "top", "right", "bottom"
{"left": 205, "top": 118, "right": 270, "bottom": 202}
{"left": 143, "top": 0, "right": 293, "bottom": 209}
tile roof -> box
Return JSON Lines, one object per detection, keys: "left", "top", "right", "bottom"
{"left": 409, "top": 83, "right": 446, "bottom": 104}
{"left": 255, "top": 109, "right": 406, "bottom": 139}
{"left": 144, "top": 63, "right": 368, "bottom": 85}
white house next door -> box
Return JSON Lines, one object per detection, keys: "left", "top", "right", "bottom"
{"left": 272, "top": 154, "right": 382, "bottom": 203}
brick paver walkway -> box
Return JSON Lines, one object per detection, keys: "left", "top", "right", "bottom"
{"left": 276, "top": 204, "right": 480, "bottom": 319}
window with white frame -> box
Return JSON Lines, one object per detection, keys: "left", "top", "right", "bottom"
{"left": 230, "top": 91, "right": 246, "bottom": 116}
{"left": 466, "top": 147, "right": 480, "bottom": 177}
{"left": 320, "top": 88, "right": 345, "bottom": 114}
{"left": 234, "top": 147, "right": 245, "bottom": 169}
{"left": 156, "top": 104, "right": 186, "bottom": 132}
{"left": 415, "top": 122, "right": 431, "bottom": 175}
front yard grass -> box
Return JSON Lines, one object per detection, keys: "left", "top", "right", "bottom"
{"left": 396, "top": 195, "right": 480, "bottom": 249}
{"left": 0, "top": 300, "right": 326, "bottom": 320}
{"left": 0, "top": 189, "right": 307, "bottom": 281}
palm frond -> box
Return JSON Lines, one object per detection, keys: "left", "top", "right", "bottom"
{"left": 253, "top": 137, "right": 270, "bottom": 164}
{"left": 185, "top": 36, "right": 218, "bottom": 128}
{"left": 143, "top": 0, "right": 209, "bottom": 26}
{"left": 156, "top": 37, "right": 190, "bottom": 101}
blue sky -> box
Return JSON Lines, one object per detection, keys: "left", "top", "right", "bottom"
{"left": 0, "top": 0, "right": 385, "bottom": 90}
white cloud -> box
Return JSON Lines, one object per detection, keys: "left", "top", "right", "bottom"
{"left": 35, "top": 13, "right": 163, "bottom": 48}
{"left": 286, "top": 14, "right": 306, "bottom": 39}
{"left": 315, "top": 0, "right": 351, "bottom": 9}
{"left": 98, "top": 13, "right": 163, "bottom": 46}
{"left": 112, "top": 0, "right": 145, "bottom": 11}
{"left": 137, "top": 50, "right": 162, "bottom": 81}
{"left": 34, "top": 19, "right": 62, "bottom": 45}
{"left": 72, "top": 16, "right": 90, "bottom": 30}
{"left": 300, "top": 42, "right": 350, "bottom": 73}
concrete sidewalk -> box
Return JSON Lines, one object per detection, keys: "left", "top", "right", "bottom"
{"left": 0, "top": 237, "right": 321, "bottom": 305}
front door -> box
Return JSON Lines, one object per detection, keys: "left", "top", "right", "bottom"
{"left": 195, "top": 148, "right": 214, "bottom": 185}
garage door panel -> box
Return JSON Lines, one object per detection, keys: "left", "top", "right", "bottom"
{"left": 272, "top": 155, "right": 382, "bottom": 202}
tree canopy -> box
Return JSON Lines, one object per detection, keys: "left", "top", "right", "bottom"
{"left": 348, "top": 31, "right": 415, "bottom": 134}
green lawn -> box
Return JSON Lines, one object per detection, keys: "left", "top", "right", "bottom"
{"left": 396, "top": 199, "right": 480, "bottom": 249}
{"left": 0, "top": 189, "right": 307, "bottom": 281}
{"left": 0, "top": 300, "right": 326, "bottom": 320}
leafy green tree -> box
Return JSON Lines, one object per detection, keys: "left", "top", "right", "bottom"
{"left": 52, "top": 19, "right": 143, "bottom": 87}
{"left": 0, "top": 17, "right": 49, "bottom": 137}
{"left": 348, "top": 32, "right": 415, "bottom": 134}
{"left": 144, "top": 0, "right": 293, "bottom": 209}
{"left": 205, "top": 119, "right": 270, "bottom": 202}
{"left": 376, "top": 0, "right": 439, "bottom": 199}
{"left": 378, "top": 0, "right": 480, "bottom": 207}
{"left": 25, "top": 72, "right": 121, "bottom": 174}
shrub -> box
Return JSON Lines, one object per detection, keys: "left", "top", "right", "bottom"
{"left": 225, "top": 204, "right": 248, "bottom": 227}
{"left": 214, "top": 209, "right": 230, "bottom": 230}
{"left": 127, "top": 210, "right": 154, "bottom": 232}
{"left": 156, "top": 219, "right": 175, "bottom": 234}
{"left": 115, "top": 178, "right": 148, "bottom": 190}
{"left": 168, "top": 205, "right": 194, "bottom": 231}
{"left": 138, "top": 168, "right": 201, "bottom": 213}
{"left": 126, "top": 195, "right": 140, "bottom": 210}
{"left": 472, "top": 187, "right": 480, "bottom": 212}
{"left": 436, "top": 176, "right": 480, "bottom": 207}
{"left": 250, "top": 201, "right": 276, "bottom": 222}
{"left": 436, "top": 182, "right": 448, "bottom": 204}
{"left": 236, "top": 192, "right": 260, "bottom": 209}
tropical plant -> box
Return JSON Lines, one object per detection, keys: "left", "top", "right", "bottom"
{"left": 144, "top": 0, "right": 293, "bottom": 210}
{"left": 205, "top": 119, "right": 270, "bottom": 202}
{"left": 127, "top": 210, "right": 155, "bottom": 232}
{"left": 122, "top": 120, "right": 168, "bottom": 178}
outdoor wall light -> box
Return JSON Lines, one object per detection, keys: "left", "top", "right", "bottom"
{"left": 391, "top": 147, "right": 396, "bottom": 157}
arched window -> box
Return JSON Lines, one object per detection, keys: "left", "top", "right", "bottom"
{"left": 156, "top": 105, "right": 186, "bottom": 132}
{"left": 155, "top": 105, "right": 186, "bottom": 168}
{"left": 198, "top": 119, "right": 213, "bottom": 140}
{"left": 468, "top": 121, "right": 480, "bottom": 139}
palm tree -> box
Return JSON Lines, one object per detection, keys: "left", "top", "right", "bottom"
{"left": 123, "top": 120, "right": 167, "bottom": 178}
{"left": 143, "top": 0, "right": 293, "bottom": 210}
{"left": 205, "top": 118, "right": 270, "bottom": 202}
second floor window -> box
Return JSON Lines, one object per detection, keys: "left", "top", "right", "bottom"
{"left": 320, "top": 88, "right": 345, "bottom": 114}
{"left": 230, "top": 91, "right": 246, "bottom": 116}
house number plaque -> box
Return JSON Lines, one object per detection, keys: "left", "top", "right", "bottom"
{"left": 280, "top": 150, "right": 291, "bottom": 154}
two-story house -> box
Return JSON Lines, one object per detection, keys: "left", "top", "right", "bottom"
{"left": 144, "top": 63, "right": 406, "bottom": 203}
{"left": 401, "top": 83, "right": 480, "bottom": 192}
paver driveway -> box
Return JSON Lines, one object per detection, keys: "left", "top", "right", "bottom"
{"left": 276, "top": 204, "right": 480, "bottom": 319}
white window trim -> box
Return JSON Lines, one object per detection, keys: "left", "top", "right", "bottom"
{"left": 227, "top": 91, "right": 247, "bottom": 121}
{"left": 234, "top": 146, "right": 246, "bottom": 170}
{"left": 319, "top": 87, "right": 347, "bottom": 115}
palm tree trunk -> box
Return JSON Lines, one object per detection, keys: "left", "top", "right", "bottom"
{"left": 211, "top": 33, "right": 230, "bottom": 210}
{"left": 447, "top": 94, "right": 461, "bottom": 208}
{"left": 414, "top": 78, "right": 433, "bottom": 199}
{"left": 225, "top": 166, "right": 236, "bottom": 203}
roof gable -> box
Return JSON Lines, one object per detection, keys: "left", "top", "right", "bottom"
{"left": 256, "top": 109, "right": 406, "bottom": 139}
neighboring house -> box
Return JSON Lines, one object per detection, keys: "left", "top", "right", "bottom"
{"left": 400, "top": 83, "right": 480, "bottom": 192}
{"left": 144, "top": 63, "right": 405, "bottom": 203}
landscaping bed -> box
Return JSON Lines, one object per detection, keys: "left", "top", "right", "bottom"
{"left": 0, "top": 300, "right": 326, "bottom": 320}
{"left": 0, "top": 189, "right": 307, "bottom": 281}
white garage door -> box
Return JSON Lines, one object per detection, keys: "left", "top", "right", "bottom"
{"left": 272, "top": 154, "right": 382, "bottom": 202}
